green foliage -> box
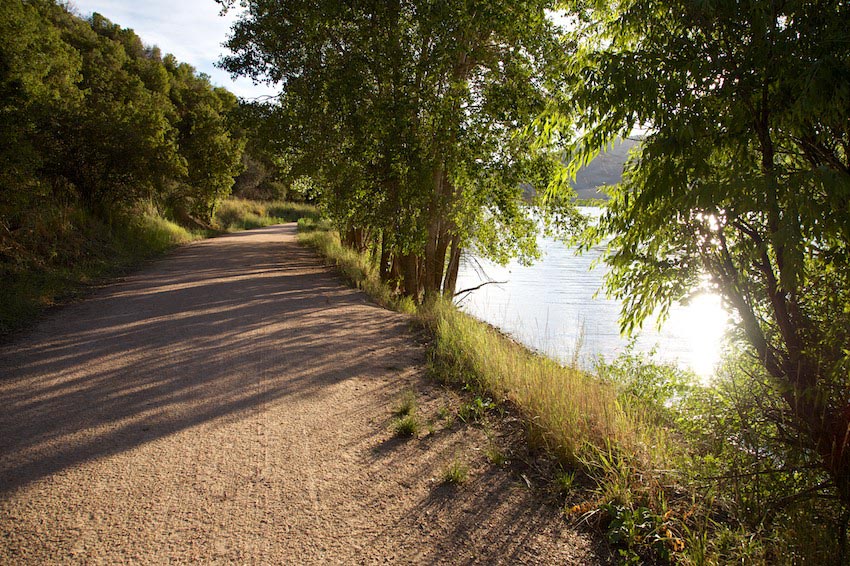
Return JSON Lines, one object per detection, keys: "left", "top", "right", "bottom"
{"left": 394, "top": 390, "right": 418, "bottom": 417}
{"left": 214, "top": 198, "right": 319, "bottom": 231}
{"left": 0, "top": 1, "right": 245, "bottom": 227}
{"left": 218, "top": 0, "right": 578, "bottom": 300}
{"left": 457, "top": 396, "right": 495, "bottom": 424}
{"left": 602, "top": 503, "right": 678, "bottom": 565}
{"left": 596, "top": 346, "right": 698, "bottom": 426}
{"left": 553, "top": 0, "right": 850, "bottom": 522}
{"left": 554, "top": 469, "right": 576, "bottom": 494}
{"left": 0, "top": 1, "right": 251, "bottom": 329}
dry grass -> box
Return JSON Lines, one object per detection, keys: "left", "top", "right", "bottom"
{"left": 214, "top": 198, "right": 319, "bottom": 231}
{"left": 423, "top": 300, "right": 675, "bottom": 477}
{"left": 297, "top": 229, "right": 416, "bottom": 314}
{"left": 296, "top": 221, "right": 674, "bottom": 484}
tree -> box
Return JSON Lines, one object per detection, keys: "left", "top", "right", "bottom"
{"left": 558, "top": 0, "right": 850, "bottom": 506}
{"left": 0, "top": 0, "right": 81, "bottom": 220}
{"left": 218, "top": 0, "right": 572, "bottom": 299}
{"left": 165, "top": 58, "right": 246, "bottom": 222}
{"left": 45, "top": 8, "right": 185, "bottom": 213}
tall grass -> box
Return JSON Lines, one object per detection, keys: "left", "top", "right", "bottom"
{"left": 424, "top": 300, "right": 676, "bottom": 474}
{"left": 296, "top": 220, "right": 709, "bottom": 562}
{"left": 298, "top": 228, "right": 416, "bottom": 313}
{"left": 2, "top": 198, "right": 317, "bottom": 336}
{"left": 214, "top": 198, "right": 319, "bottom": 231}
{"left": 296, "top": 221, "right": 674, "bottom": 476}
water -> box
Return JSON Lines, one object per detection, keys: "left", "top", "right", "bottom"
{"left": 454, "top": 210, "right": 730, "bottom": 379}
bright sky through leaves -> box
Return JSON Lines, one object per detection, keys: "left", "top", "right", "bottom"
{"left": 70, "top": 0, "right": 278, "bottom": 100}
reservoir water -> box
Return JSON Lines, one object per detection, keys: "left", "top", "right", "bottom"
{"left": 454, "top": 210, "right": 730, "bottom": 379}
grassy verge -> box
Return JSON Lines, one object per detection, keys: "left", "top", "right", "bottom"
{"left": 297, "top": 222, "right": 696, "bottom": 562}
{"left": 298, "top": 222, "right": 847, "bottom": 564}
{"left": 297, "top": 228, "right": 416, "bottom": 314}
{"left": 1, "top": 198, "right": 317, "bottom": 337}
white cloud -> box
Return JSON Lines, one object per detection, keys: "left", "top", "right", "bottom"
{"left": 69, "top": 0, "right": 278, "bottom": 99}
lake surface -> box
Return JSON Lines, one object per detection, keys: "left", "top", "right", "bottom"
{"left": 454, "top": 210, "right": 730, "bottom": 379}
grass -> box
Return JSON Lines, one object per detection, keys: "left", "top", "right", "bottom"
{"left": 394, "top": 390, "right": 418, "bottom": 417}
{"left": 2, "top": 198, "right": 318, "bottom": 337}
{"left": 425, "top": 300, "right": 676, "bottom": 474}
{"left": 484, "top": 443, "right": 507, "bottom": 466}
{"left": 294, "top": 219, "right": 704, "bottom": 562}
{"left": 298, "top": 228, "right": 416, "bottom": 314}
{"left": 392, "top": 414, "right": 421, "bottom": 438}
{"left": 295, "top": 219, "right": 675, "bottom": 472}
{"left": 391, "top": 390, "right": 421, "bottom": 437}
{"left": 442, "top": 459, "right": 470, "bottom": 484}
{"left": 214, "top": 198, "right": 319, "bottom": 231}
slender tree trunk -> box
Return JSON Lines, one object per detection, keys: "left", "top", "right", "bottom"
{"left": 379, "top": 230, "right": 392, "bottom": 282}
{"left": 442, "top": 234, "right": 461, "bottom": 298}
{"left": 424, "top": 164, "right": 445, "bottom": 300}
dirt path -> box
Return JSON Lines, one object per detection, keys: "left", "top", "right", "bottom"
{"left": 0, "top": 224, "right": 602, "bottom": 564}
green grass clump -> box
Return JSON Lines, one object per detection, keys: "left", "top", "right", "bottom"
{"left": 442, "top": 459, "right": 469, "bottom": 484}
{"left": 394, "top": 390, "right": 418, "bottom": 417}
{"left": 554, "top": 469, "right": 576, "bottom": 494}
{"left": 393, "top": 414, "right": 420, "bottom": 438}
{"left": 457, "top": 395, "right": 495, "bottom": 424}
{"left": 485, "top": 444, "right": 506, "bottom": 466}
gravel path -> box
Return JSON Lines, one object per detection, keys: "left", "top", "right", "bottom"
{"left": 0, "top": 224, "right": 602, "bottom": 564}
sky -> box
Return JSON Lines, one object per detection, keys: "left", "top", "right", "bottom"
{"left": 69, "top": 0, "right": 279, "bottom": 100}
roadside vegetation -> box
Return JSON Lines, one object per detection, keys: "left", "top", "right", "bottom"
{"left": 0, "top": 198, "right": 316, "bottom": 336}
{"left": 0, "top": 2, "right": 316, "bottom": 336}
{"left": 300, "top": 220, "right": 847, "bottom": 564}
{"left": 4, "top": 0, "right": 847, "bottom": 563}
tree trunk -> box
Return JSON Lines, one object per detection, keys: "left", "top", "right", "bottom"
{"left": 442, "top": 234, "right": 461, "bottom": 298}
{"left": 400, "top": 252, "right": 420, "bottom": 300}
{"left": 379, "top": 231, "right": 392, "bottom": 282}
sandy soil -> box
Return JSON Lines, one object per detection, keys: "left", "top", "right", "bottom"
{"left": 0, "top": 224, "right": 604, "bottom": 564}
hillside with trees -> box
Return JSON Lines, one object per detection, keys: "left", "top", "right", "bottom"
{"left": 0, "top": 1, "right": 246, "bottom": 332}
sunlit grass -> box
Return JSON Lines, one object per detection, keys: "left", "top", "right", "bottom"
{"left": 2, "top": 198, "right": 317, "bottom": 336}
{"left": 424, "top": 300, "right": 676, "bottom": 475}
{"left": 297, "top": 228, "right": 416, "bottom": 314}
{"left": 295, "top": 219, "right": 675, "bottom": 479}
{"left": 214, "top": 198, "right": 319, "bottom": 231}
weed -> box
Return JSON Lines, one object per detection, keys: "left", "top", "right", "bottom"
{"left": 394, "top": 390, "right": 417, "bottom": 417}
{"left": 555, "top": 470, "right": 577, "bottom": 494}
{"left": 393, "top": 414, "right": 420, "bottom": 438}
{"left": 458, "top": 396, "right": 495, "bottom": 423}
{"left": 442, "top": 459, "right": 469, "bottom": 484}
{"left": 485, "top": 444, "right": 506, "bottom": 466}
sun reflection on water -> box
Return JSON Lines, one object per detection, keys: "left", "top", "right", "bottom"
{"left": 455, "top": 223, "right": 732, "bottom": 382}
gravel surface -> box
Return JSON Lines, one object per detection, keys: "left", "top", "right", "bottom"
{"left": 0, "top": 224, "right": 603, "bottom": 564}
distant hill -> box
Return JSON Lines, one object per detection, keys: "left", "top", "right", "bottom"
{"left": 571, "top": 137, "right": 639, "bottom": 200}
